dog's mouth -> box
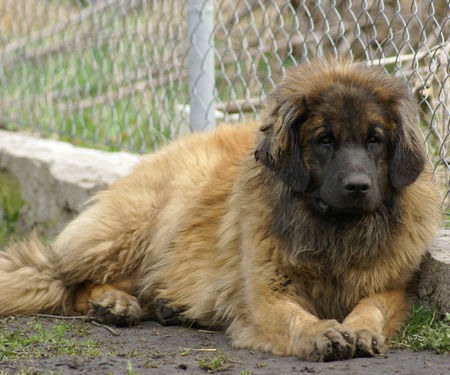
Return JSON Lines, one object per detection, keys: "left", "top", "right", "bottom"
{"left": 313, "top": 198, "right": 371, "bottom": 216}
{"left": 318, "top": 199, "right": 330, "bottom": 214}
{"left": 307, "top": 197, "right": 332, "bottom": 215}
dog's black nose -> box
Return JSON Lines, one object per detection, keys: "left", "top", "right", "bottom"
{"left": 343, "top": 174, "right": 371, "bottom": 196}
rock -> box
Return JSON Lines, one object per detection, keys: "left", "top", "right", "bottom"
{"left": 0, "top": 130, "right": 140, "bottom": 234}
{"left": 418, "top": 229, "right": 450, "bottom": 316}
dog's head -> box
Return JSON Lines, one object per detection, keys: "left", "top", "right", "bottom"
{"left": 255, "top": 61, "right": 425, "bottom": 216}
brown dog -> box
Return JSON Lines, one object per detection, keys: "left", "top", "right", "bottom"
{"left": 0, "top": 61, "right": 441, "bottom": 361}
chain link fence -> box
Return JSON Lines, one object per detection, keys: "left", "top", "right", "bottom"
{"left": 0, "top": 0, "right": 448, "bottom": 221}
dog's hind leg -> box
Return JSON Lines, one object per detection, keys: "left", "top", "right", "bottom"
{"left": 53, "top": 201, "right": 150, "bottom": 286}
{"left": 0, "top": 176, "right": 159, "bottom": 319}
{"left": 74, "top": 278, "right": 143, "bottom": 326}
{"left": 50, "top": 197, "right": 156, "bottom": 325}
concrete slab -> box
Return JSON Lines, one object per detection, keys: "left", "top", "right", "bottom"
{"left": 0, "top": 130, "right": 140, "bottom": 233}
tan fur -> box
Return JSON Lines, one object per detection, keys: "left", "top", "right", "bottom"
{"left": 0, "top": 61, "right": 441, "bottom": 361}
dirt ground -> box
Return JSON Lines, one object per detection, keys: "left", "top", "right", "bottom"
{"left": 0, "top": 316, "right": 448, "bottom": 375}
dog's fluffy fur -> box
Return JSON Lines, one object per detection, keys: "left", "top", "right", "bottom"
{"left": 0, "top": 61, "right": 441, "bottom": 361}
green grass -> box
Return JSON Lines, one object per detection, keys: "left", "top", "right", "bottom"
{"left": 0, "top": 6, "right": 188, "bottom": 153}
{"left": 390, "top": 305, "right": 449, "bottom": 353}
{"left": 0, "top": 318, "right": 100, "bottom": 361}
{"left": 127, "top": 360, "right": 139, "bottom": 375}
{"left": 2, "top": 51, "right": 184, "bottom": 153}
{"left": 197, "top": 351, "right": 226, "bottom": 371}
{"left": 0, "top": 170, "right": 24, "bottom": 248}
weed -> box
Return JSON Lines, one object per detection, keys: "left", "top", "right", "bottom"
{"left": 143, "top": 358, "right": 155, "bottom": 368}
{"left": 118, "top": 349, "right": 144, "bottom": 358}
{"left": 180, "top": 347, "right": 192, "bottom": 356}
{"left": 127, "top": 360, "right": 139, "bottom": 375}
{"left": 390, "top": 305, "right": 449, "bottom": 353}
{"left": 197, "top": 351, "right": 225, "bottom": 371}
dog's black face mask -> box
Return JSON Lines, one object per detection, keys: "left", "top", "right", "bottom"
{"left": 301, "top": 87, "right": 391, "bottom": 217}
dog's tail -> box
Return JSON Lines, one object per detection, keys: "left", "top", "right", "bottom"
{"left": 0, "top": 234, "right": 70, "bottom": 315}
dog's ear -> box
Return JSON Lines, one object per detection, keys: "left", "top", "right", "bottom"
{"left": 389, "top": 102, "right": 426, "bottom": 191}
{"left": 254, "top": 94, "right": 310, "bottom": 193}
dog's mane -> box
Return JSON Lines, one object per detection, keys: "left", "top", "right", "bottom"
{"left": 252, "top": 167, "right": 403, "bottom": 269}
{"left": 273, "top": 183, "right": 402, "bottom": 268}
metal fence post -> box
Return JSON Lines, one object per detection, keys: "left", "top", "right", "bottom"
{"left": 188, "top": 0, "right": 216, "bottom": 132}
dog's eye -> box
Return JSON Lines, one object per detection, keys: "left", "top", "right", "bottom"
{"left": 319, "top": 136, "right": 332, "bottom": 145}
{"left": 367, "top": 136, "right": 381, "bottom": 144}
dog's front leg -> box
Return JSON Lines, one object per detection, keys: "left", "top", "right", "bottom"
{"left": 223, "top": 232, "right": 357, "bottom": 361}
{"left": 342, "top": 289, "right": 411, "bottom": 356}
{"left": 227, "top": 281, "right": 355, "bottom": 361}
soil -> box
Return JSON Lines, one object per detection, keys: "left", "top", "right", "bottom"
{"left": 1, "top": 316, "right": 448, "bottom": 375}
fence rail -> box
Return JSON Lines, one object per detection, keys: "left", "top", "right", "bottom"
{"left": 0, "top": 0, "right": 448, "bottom": 221}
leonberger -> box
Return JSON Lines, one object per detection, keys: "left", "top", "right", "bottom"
{"left": 0, "top": 61, "right": 441, "bottom": 361}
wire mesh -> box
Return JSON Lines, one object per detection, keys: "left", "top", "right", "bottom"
{"left": 0, "top": 0, "right": 448, "bottom": 221}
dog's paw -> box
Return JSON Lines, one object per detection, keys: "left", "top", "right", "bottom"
{"left": 88, "top": 290, "right": 143, "bottom": 327}
{"left": 352, "top": 329, "right": 386, "bottom": 357}
{"left": 154, "top": 299, "right": 182, "bottom": 326}
{"left": 297, "top": 320, "right": 355, "bottom": 361}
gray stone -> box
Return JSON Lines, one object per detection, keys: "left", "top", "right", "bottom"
{"left": 0, "top": 130, "right": 140, "bottom": 233}
{"left": 418, "top": 229, "right": 450, "bottom": 316}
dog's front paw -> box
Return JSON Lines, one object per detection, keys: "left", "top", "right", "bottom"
{"left": 88, "top": 290, "right": 143, "bottom": 327}
{"left": 351, "top": 328, "right": 386, "bottom": 357}
{"left": 296, "top": 320, "right": 355, "bottom": 361}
